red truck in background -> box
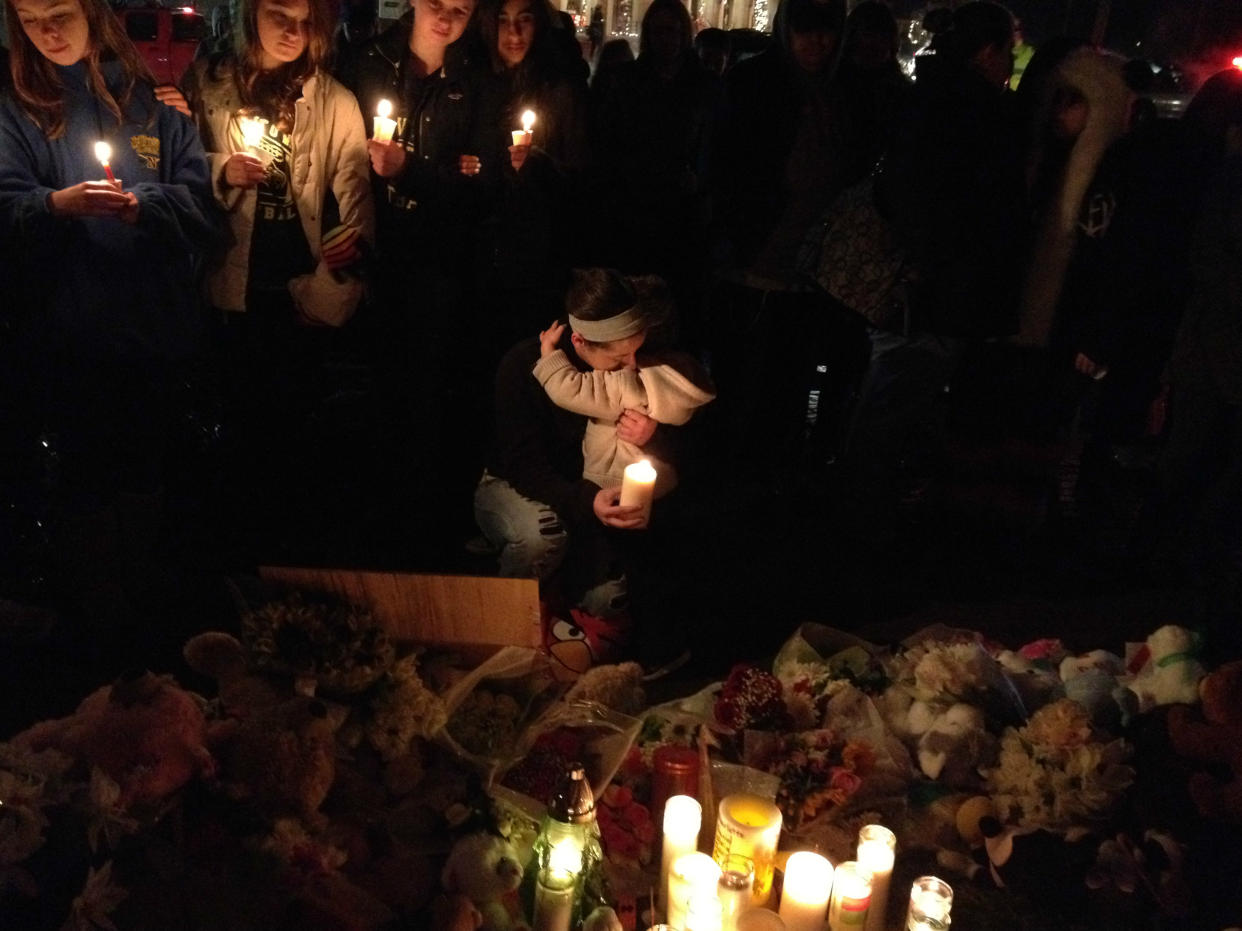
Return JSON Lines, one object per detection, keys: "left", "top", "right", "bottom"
{"left": 116, "top": 4, "right": 206, "bottom": 86}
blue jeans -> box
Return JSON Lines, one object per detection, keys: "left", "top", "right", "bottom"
{"left": 473, "top": 472, "right": 627, "bottom": 618}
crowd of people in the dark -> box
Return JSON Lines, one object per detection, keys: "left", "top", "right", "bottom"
{"left": 1, "top": 0, "right": 1240, "bottom": 673}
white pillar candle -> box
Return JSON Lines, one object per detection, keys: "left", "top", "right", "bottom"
{"left": 668, "top": 852, "right": 722, "bottom": 929}
{"left": 904, "top": 876, "right": 953, "bottom": 931}
{"left": 712, "top": 794, "right": 783, "bottom": 906}
{"left": 663, "top": 795, "right": 702, "bottom": 912}
{"left": 532, "top": 868, "right": 575, "bottom": 931}
{"left": 619, "top": 459, "right": 657, "bottom": 523}
{"left": 778, "top": 851, "right": 833, "bottom": 931}
{"left": 827, "top": 861, "right": 872, "bottom": 931}
{"left": 857, "top": 824, "right": 896, "bottom": 931}
{"left": 512, "top": 108, "right": 536, "bottom": 146}
{"left": 717, "top": 854, "right": 754, "bottom": 931}
{"left": 373, "top": 98, "right": 397, "bottom": 143}
{"left": 736, "top": 909, "right": 787, "bottom": 931}
{"left": 686, "top": 895, "right": 724, "bottom": 931}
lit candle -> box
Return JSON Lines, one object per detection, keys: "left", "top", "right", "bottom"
{"left": 904, "top": 876, "right": 952, "bottom": 931}
{"left": 373, "top": 98, "right": 397, "bottom": 143}
{"left": 668, "top": 852, "right": 722, "bottom": 929}
{"left": 712, "top": 794, "right": 783, "bottom": 906}
{"left": 93, "top": 141, "right": 117, "bottom": 184}
{"left": 686, "top": 895, "right": 723, "bottom": 931}
{"left": 736, "top": 909, "right": 787, "bottom": 931}
{"left": 662, "top": 795, "right": 702, "bottom": 914}
{"left": 857, "top": 824, "right": 896, "bottom": 931}
{"left": 827, "top": 860, "right": 871, "bottom": 931}
{"left": 778, "top": 851, "right": 833, "bottom": 931}
{"left": 619, "top": 458, "right": 657, "bottom": 525}
{"left": 717, "top": 854, "right": 754, "bottom": 931}
{"left": 533, "top": 868, "right": 575, "bottom": 931}
{"left": 512, "top": 108, "right": 536, "bottom": 146}
{"left": 239, "top": 116, "right": 267, "bottom": 152}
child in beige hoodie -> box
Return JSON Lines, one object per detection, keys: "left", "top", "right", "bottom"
{"left": 533, "top": 321, "right": 716, "bottom": 498}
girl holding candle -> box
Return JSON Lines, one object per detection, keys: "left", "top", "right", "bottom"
{"left": 472, "top": 0, "right": 589, "bottom": 356}
{"left": 0, "top": 0, "right": 221, "bottom": 624}
{"left": 182, "top": 0, "right": 373, "bottom": 562}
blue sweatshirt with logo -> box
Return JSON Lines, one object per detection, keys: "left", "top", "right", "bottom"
{"left": 0, "top": 60, "right": 223, "bottom": 361}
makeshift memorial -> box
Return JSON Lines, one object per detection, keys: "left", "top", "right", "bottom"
{"left": 1123, "top": 624, "right": 1207, "bottom": 713}
{"left": 667, "top": 851, "right": 722, "bottom": 928}
{"left": 661, "top": 795, "right": 701, "bottom": 911}
{"left": 524, "top": 763, "right": 607, "bottom": 928}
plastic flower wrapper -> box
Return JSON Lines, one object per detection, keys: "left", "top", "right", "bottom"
{"left": 439, "top": 647, "right": 567, "bottom": 779}
{"left": 985, "top": 698, "right": 1135, "bottom": 833}
{"left": 773, "top": 623, "right": 892, "bottom": 698}
{"left": 498, "top": 700, "right": 642, "bottom": 805}
{"left": 883, "top": 624, "right": 1027, "bottom": 730}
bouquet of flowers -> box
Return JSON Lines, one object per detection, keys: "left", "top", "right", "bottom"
{"left": 744, "top": 728, "right": 878, "bottom": 829}
{"left": 986, "top": 698, "right": 1135, "bottom": 833}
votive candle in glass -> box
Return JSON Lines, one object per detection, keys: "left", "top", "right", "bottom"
{"left": 857, "top": 824, "right": 896, "bottom": 931}
{"left": 905, "top": 875, "right": 953, "bottom": 931}
{"left": 827, "top": 860, "right": 872, "bottom": 930}
{"left": 717, "top": 854, "right": 755, "bottom": 931}
{"left": 713, "top": 794, "right": 783, "bottom": 906}
{"left": 777, "top": 851, "right": 834, "bottom": 931}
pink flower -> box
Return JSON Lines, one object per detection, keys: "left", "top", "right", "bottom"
{"left": 828, "top": 767, "right": 862, "bottom": 796}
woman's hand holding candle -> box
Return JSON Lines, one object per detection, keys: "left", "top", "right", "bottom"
{"left": 367, "top": 138, "right": 407, "bottom": 178}
{"left": 223, "top": 152, "right": 267, "bottom": 189}
{"left": 47, "top": 181, "right": 131, "bottom": 218}
{"left": 458, "top": 154, "right": 481, "bottom": 176}
{"left": 593, "top": 486, "right": 645, "bottom": 530}
{"left": 372, "top": 98, "right": 397, "bottom": 142}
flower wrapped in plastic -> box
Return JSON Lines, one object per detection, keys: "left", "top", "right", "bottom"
{"left": 986, "top": 698, "right": 1135, "bottom": 833}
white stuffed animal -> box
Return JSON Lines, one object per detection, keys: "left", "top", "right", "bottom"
{"left": 916, "top": 703, "right": 997, "bottom": 787}
{"left": 441, "top": 832, "right": 529, "bottom": 931}
{"left": 1124, "top": 625, "right": 1206, "bottom": 714}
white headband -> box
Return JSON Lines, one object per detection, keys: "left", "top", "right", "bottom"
{"left": 567, "top": 307, "right": 647, "bottom": 343}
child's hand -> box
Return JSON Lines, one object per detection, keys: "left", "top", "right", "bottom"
{"left": 539, "top": 320, "right": 565, "bottom": 357}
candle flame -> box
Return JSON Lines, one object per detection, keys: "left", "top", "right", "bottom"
{"left": 521, "top": 109, "right": 536, "bottom": 132}
{"left": 94, "top": 141, "right": 111, "bottom": 165}
{"left": 626, "top": 458, "right": 657, "bottom": 482}
{"left": 239, "top": 116, "right": 267, "bottom": 149}
{"left": 377, "top": 98, "right": 393, "bottom": 119}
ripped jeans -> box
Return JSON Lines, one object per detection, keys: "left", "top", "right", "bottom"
{"left": 473, "top": 471, "right": 628, "bottom": 618}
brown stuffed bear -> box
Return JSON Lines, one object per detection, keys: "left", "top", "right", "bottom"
{"left": 14, "top": 669, "right": 214, "bottom": 808}
{"left": 1167, "top": 660, "right": 1242, "bottom": 821}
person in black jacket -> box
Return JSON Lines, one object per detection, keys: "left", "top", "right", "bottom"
{"left": 338, "top": 0, "right": 494, "bottom": 545}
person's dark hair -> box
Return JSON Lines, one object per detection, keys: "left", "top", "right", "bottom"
{"left": 477, "top": 0, "right": 555, "bottom": 75}
{"left": 638, "top": 0, "right": 693, "bottom": 60}
{"left": 694, "top": 27, "right": 730, "bottom": 56}
{"left": 784, "top": 0, "right": 845, "bottom": 35}
{"left": 218, "top": 0, "right": 334, "bottom": 131}
{"left": 1184, "top": 67, "right": 1242, "bottom": 158}
{"left": 845, "top": 0, "right": 896, "bottom": 45}
{"left": 565, "top": 268, "right": 673, "bottom": 345}
{"left": 933, "top": 1, "right": 1012, "bottom": 67}
{"left": 4, "top": 0, "right": 155, "bottom": 138}
{"left": 592, "top": 36, "right": 633, "bottom": 87}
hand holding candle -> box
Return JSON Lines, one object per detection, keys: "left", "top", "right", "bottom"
{"left": 512, "top": 108, "right": 536, "bottom": 147}
{"left": 373, "top": 98, "right": 397, "bottom": 143}
{"left": 94, "top": 141, "right": 117, "bottom": 185}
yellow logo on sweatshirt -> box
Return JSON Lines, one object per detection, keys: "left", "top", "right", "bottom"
{"left": 130, "top": 134, "right": 160, "bottom": 171}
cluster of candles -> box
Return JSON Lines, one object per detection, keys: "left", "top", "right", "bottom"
{"left": 369, "top": 100, "right": 538, "bottom": 149}
{"left": 655, "top": 793, "right": 953, "bottom": 931}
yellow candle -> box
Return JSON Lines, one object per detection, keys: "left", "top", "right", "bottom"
{"left": 668, "top": 852, "right": 722, "bottom": 929}
{"left": 857, "top": 825, "right": 895, "bottom": 931}
{"left": 778, "top": 851, "right": 834, "bottom": 931}
{"left": 662, "top": 795, "right": 702, "bottom": 913}
{"left": 827, "top": 860, "right": 871, "bottom": 930}
{"left": 373, "top": 98, "right": 397, "bottom": 143}
{"left": 619, "top": 458, "right": 657, "bottom": 523}
{"left": 712, "top": 794, "right": 783, "bottom": 906}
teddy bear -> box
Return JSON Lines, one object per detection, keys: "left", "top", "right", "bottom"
{"left": 1167, "top": 659, "right": 1242, "bottom": 821}
{"left": 183, "top": 630, "right": 287, "bottom": 718}
{"left": 1058, "top": 649, "right": 1135, "bottom": 728}
{"left": 440, "top": 832, "right": 529, "bottom": 931}
{"left": 912, "top": 703, "right": 997, "bottom": 788}
{"left": 13, "top": 669, "right": 214, "bottom": 809}
{"left": 210, "top": 695, "right": 340, "bottom": 825}
{"left": 1123, "top": 625, "right": 1206, "bottom": 714}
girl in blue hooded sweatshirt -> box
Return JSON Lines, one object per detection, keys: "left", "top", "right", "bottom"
{"left": 0, "top": 0, "right": 220, "bottom": 628}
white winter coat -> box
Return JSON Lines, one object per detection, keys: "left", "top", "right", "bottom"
{"left": 187, "top": 62, "right": 375, "bottom": 325}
